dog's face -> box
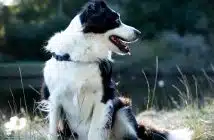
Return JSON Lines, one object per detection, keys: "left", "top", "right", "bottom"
{"left": 77, "top": 0, "right": 141, "bottom": 55}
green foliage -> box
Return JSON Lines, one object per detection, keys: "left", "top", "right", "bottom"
{"left": 1, "top": 0, "right": 214, "bottom": 61}
{"left": 122, "top": 0, "right": 213, "bottom": 38}
{"left": 1, "top": 0, "right": 88, "bottom": 61}
{"left": 4, "top": 15, "right": 70, "bottom": 60}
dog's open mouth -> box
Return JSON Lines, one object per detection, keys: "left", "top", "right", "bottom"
{"left": 109, "top": 35, "right": 132, "bottom": 54}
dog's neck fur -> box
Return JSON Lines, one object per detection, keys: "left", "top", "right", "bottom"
{"left": 45, "top": 15, "right": 112, "bottom": 62}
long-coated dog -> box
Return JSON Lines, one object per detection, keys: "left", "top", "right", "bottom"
{"left": 40, "top": 0, "right": 193, "bottom": 140}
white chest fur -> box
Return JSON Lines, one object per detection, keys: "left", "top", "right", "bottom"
{"left": 43, "top": 58, "right": 104, "bottom": 138}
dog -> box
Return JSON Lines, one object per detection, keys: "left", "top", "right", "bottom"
{"left": 40, "top": 0, "right": 193, "bottom": 140}
{"left": 42, "top": 0, "right": 141, "bottom": 139}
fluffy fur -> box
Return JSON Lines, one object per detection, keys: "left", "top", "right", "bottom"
{"left": 41, "top": 0, "right": 193, "bottom": 140}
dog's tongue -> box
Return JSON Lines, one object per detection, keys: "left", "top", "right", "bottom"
{"left": 112, "top": 36, "right": 126, "bottom": 47}
{"left": 111, "top": 36, "right": 119, "bottom": 42}
{"left": 111, "top": 36, "right": 130, "bottom": 54}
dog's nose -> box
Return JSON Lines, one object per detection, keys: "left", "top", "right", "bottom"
{"left": 134, "top": 29, "right": 141, "bottom": 38}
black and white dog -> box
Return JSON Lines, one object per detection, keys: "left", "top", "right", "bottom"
{"left": 40, "top": 0, "right": 193, "bottom": 140}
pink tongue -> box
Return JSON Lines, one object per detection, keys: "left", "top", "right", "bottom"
{"left": 111, "top": 36, "right": 116, "bottom": 40}
{"left": 112, "top": 36, "right": 125, "bottom": 45}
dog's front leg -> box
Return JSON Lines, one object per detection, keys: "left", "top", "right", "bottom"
{"left": 48, "top": 97, "right": 61, "bottom": 140}
{"left": 88, "top": 101, "right": 114, "bottom": 140}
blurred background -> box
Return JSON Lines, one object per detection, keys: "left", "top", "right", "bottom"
{"left": 0, "top": 0, "right": 214, "bottom": 115}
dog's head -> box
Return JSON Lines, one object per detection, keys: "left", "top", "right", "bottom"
{"left": 65, "top": 0, "right": 141, "bottom": 56}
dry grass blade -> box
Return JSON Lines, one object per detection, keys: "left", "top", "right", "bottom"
{"left": 28, "top": 85, "right": 42, "bottom": 96}
{"left": 9, "top": 88, "right": 18, "bottom": 115}
{"left": 202, "top": 68, "right": 214, "bottom": 90}
{"left": 192, "top": 75, "right": 199, "bottom": 107}
{"left": 151, "top": 56, "right": 159, "bottom": 108}
{"left": 172, "top": 84, "right": 187, "bottom": 106}
{"left": 141, "top": 68, "right": 151, "bottom": 110}
{"left": 18, "top": 67, "right": 28, "bottom": 116}
{"left": 176, "top": 65, "right": 192, "bottom": 105}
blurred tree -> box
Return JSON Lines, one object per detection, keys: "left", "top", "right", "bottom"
{"left": 122, "top": 0, "right": 213, "bottom": 39}
{"left": 3, "top": 0, "right": 72, "bottom": 61}
{"left": 1, "top": 0, "right": 214, "bottom": 61}
{"left": 0, "top": 2, "right": 4, "bottom": 38}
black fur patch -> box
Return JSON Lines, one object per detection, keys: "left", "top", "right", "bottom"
{"left": 137, "top": 124, "right": 168, "bottom": 140}
{"left": 52, "top": 52, "right": 71, "bottom": 61}
{"left": 80, "top": 0, "right": 121, "bottom": 33}
{"left": 98, "top": 59, "right": 116, "bottom": 103}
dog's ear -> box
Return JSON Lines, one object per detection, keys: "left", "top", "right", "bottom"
{"left": 80, "top": 0, "right": 107, "bottom": 27}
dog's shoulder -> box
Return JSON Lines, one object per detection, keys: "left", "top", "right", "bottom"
{"left": 98, "top": 59, "right": 117, "bottom": 103}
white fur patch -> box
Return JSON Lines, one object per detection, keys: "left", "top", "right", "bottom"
{"left": 73, "top": 94, "right": 78, "bottom": 106}
{"left": 167, "top": 128, "right": 193, "bottom": 140}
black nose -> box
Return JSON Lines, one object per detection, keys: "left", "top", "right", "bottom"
{"left": 134, "top": 29, "right": 141, "bottom": 38}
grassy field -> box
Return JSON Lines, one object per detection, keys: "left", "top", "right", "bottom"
{"left": 0, "top": 99, "right": 213, "bottom": 140}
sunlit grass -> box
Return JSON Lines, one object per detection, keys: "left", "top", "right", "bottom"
{"left": 0, "top": 105, "right": 47, "bottom": 140}
{"left": 137, "top": 100, "right": 214, "bottom": 140}
{"left": 138, "top": 58, "right": 214, "bottom": 140}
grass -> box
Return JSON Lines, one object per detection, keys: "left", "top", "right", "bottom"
{"left": 0, "top": 100, "right": 213, "bottom": 140}
{"left": 137, "top": 100, "right": 214, "bottom": 140}
{"left": 0, "top": 115, "right": 48, "bottom": 140}
{"left": 138, "top": 58, "right": 214, "bottom": 140}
